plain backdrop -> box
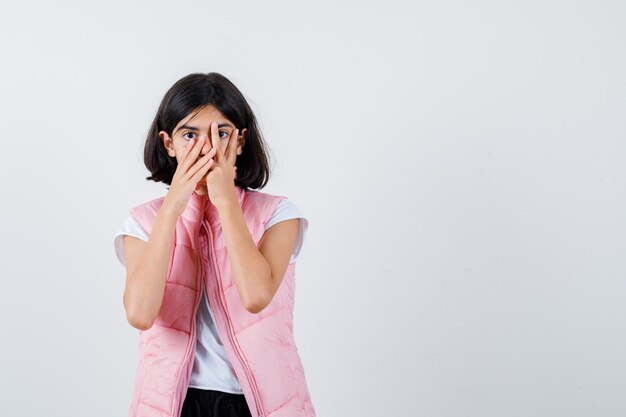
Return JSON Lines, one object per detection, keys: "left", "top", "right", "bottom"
{"left": 0, "top": 1, "right": 625, "bottom": 416}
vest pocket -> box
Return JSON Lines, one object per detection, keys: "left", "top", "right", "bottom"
{"left": 167, "top": 245, "right": 198, "bottom": 289}
{"left": 155, "top": 282, "right": 197, "bottom": 334}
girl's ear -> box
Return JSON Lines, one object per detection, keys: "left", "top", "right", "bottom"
{"left": 159, "top": 130, "right": 176, "bottom": 157}
{"left": 237, "top": 128, "right": 247, "bottom": 156}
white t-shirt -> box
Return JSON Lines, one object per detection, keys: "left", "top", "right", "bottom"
{"left": 113, "top": 198, "right": 308, "bottom": 393}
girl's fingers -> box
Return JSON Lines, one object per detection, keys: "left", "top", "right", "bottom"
{"left": 191, "top": 158, "right": 215, "bottom": 183}
{"left": 226, "top": 129, "right": 239, "bottom": 165}
{"left": 184, "top": 138, "right": 196, "bottom": 156}
{"left": 180, "top": 137, "right": 206, "bottom": 171}
{"left": 181, "top": 138, "right": 197, "bottom": 161}
{"left": 185, "top": 148, "right": 216, "bottom": 181}
{"left": 210, "top": 121, "right": 223, "bottom": 161}
{"left": 185, "top": 149, "right": 215, "bottom": 180}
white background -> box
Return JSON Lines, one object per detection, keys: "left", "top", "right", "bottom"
{"left": 0, "top": 1, "right": 625, "bottom": 416}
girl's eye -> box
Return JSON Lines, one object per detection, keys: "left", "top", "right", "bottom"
{"left": 183, "top": 131, "right": 229, "bottom": 140}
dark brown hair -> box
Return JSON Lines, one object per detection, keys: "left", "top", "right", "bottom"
{"left": 144, "top": 72, "right": 271, "bottom": 190}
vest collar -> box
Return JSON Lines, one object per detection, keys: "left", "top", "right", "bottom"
{"left": 181, "top": 184, "right": 246, "bottom": 223}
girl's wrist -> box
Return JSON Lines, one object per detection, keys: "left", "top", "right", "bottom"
{"left": 213, "top": 194, "right": 238, "bottom": 213}
{"left": 160, "top": 200, "right": 183, "bottom": 221}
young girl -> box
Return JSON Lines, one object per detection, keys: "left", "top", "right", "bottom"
{"left": 113, "top": 72, "right": 316, "bottom": 417}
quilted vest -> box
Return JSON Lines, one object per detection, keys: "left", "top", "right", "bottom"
{"left": 126, "top": 185, "right": 316, "bottom": 417}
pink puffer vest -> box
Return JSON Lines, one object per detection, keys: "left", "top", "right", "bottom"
{"left": 126, "top": 185, "right": 316, "bottom": 417}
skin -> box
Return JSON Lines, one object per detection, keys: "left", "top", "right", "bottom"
{"left": 122, "top": 105, "right": 299, "bottom": 329}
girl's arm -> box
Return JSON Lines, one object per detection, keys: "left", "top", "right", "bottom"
{"left": 217, "top": 200, "right": 299, "bottom": 314}
{"left": 122, "top": 204, "right": 179, "bottom": 330}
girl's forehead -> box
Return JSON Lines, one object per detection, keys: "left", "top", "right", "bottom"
{"left": 185, "top": 105, "right": 227, "bottom": 122}
{"left": 177, "top": 118, "right": 234, "bottom": 128}
{"left": 174, "top": 107, "right": 234, "bottom": 133}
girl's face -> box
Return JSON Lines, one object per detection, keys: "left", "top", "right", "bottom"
{"left": 159, "top": 105, "right": 246, "bottom": 180}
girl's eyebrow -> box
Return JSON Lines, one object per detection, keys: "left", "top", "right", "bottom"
{"left": 175, "top": 122, "right": 234, "bottom": 135}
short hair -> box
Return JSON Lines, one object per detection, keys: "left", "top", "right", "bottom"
{"left": 144, "top": 72, "right": 271, "bottom": 190}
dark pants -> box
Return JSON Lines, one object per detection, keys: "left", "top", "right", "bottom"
{"left": 180, "top": 387, "right": 253, "bottom": 417}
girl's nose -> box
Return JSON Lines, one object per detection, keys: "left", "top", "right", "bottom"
{"left": 199, "top": 135, "right": 212, "bottom": 154}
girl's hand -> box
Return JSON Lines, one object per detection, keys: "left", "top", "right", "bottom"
{"left": 204, "top": 121, "right": 240, "bottom": 208}
{"left": 163, "top": 136, "right": 218, "bottom": 217}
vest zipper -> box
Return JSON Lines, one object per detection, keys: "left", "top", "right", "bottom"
{"left": 172, "top": 198, "right": 206, "bottom": 417}
{"left": 202, "top": 217, "right": 265, "bottom": 417}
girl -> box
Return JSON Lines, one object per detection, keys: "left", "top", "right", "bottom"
{"left": 113, "top": 72, "right": 316, "bottom": 417}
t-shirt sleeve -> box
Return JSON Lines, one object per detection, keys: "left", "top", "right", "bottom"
{"left": 264, "top": 198, "right": 309, "bottom": 264}
{"left": 113, "top": 215, "right": 149, "bottom": 268}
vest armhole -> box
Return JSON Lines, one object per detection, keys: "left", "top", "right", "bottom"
{"left": 258, "top": 194, "right": 288, "bottom": 228}
{"left": 130, "top": 198, "right": 166, "bottom": 235}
